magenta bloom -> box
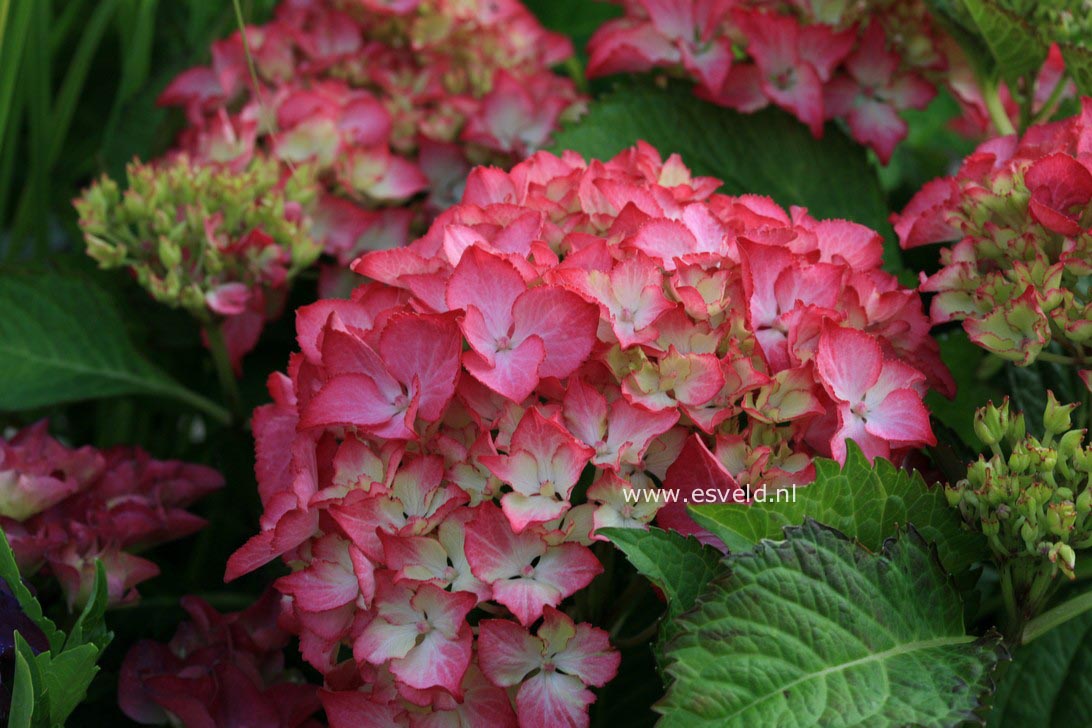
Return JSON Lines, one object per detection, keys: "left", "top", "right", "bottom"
{"left": 0, "top": 422, "right": 222, "bottom": 609}
{"left": 119, "top": 591, "right": 321, "bottom": 727}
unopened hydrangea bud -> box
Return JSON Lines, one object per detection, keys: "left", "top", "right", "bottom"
{"left": 1046, "top": 501, "right": 1077, "bottom": 537}
{"left": 1044, "top": 391, "right": 1077, "bottom": 436}
{"left": 158, "top": 237, "right": 182, "bottom": 270}
{"left": 975, "top": 405, "right": 1003, "bottom": 447}
{"left": 1078, "top": 488, "right": 1092, "bottom": 515}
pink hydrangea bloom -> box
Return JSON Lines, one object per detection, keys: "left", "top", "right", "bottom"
{"left": 0, "top": 421, "right": 222, "bottom": 609}
{"left": 160, "top": 0, "right": 583, "bottom": 297}
{"left": 587, "top": 0, "right": 946, "bottom": 162}
{"left": 228, "top": 143, "right": 947, "bottom": 725}
{"left": 893, "top": 99, "right": 1092, "bottom": 383}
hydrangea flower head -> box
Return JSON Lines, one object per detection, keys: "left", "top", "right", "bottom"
{"left": 158, "top": 0, "right": 584, "bottom": 296}
{"left": 0, "top": 421, "right": 222, "bottom": 608}
{"left": 228, "top": 143, "right": 947, "bottom": 725}
{"left": 75, "top": 156, "right": 322, "bottom": 372}
{"left": 119, "top": 590, "right": 321, "bottom": 727}
{"left": 893, "top": 99, "right": 1092, "bottom": 385}
{"left": 586, "top": 0, "right": 946, "bottom": 161}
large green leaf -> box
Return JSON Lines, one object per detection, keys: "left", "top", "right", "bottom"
{"left": 659, "top": 520, "right": 1001, "bottom": 727}
{"left": 0, "top": 271, "right": 227, "bottom": 421}
{"left": 988, "top": 598, "right": 1092, "bottom": 726}
{"left": 689, "top": 441, "right": 985, "bottom": 574}
{"left": 600, "top": 526, "right": 725, "bottom": 658}
{"left": 960, "top": 0, "right": 1047, "bottom": 84}
{"left": 600, "top": 527, "right": 724, "bottom": 623}
{"left": 550, "top": 80, "right": 898, "bottom": 268}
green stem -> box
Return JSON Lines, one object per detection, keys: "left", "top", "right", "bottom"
{"left": 614, "top": 620, "right": 661, "bottom": 649}
{"left": 204, "top": 321, "right": 244, "bottom": 424}
{"left": 982, "top": 78, "right": 1017, "bottom": 136}
{"left": 1000, "top": 563, "right": 1019, "bottom": 636}
{"left": 1017, "top": 72, "right": 1035, "bottom": 133}
{"left": 1036, "top": 351, "right": 1076, "bottom": 365}
{"left": 1022, "top": 589, "right": 1092, "bottom": 644}
{"left": 156, "top": 382, "right": 232, "bottom": 427}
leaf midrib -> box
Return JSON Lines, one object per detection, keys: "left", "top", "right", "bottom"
{"left": 718, "top": 634, "right": 976, "bottom": 723}
{"left": 0, "top": 340, "right": 169, "bottom": 392}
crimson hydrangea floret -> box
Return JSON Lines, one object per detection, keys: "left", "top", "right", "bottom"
{"left": 227, "top": 143, "right": 947, "bottom": 725}
{"left": 159, "top": 0, "right": 583, "bottom": 296}
{"left": 586, "top": 0, "right": 945, "bottom": 162}
{"left": 893, "top": 98, "right": 1092, "bottom": 387}
{"left": 119, "top": 590, "right": 321, "bottom": 727}
{"left": 0, "top": 421, "right": 222, "bottom": 609}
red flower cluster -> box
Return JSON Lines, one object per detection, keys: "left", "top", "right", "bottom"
{"left": 160, "top": 0, "right": 582, "bottom": 296}
{"left": 119, "top": 590, "right": 321, "bottom": 727}
{"left": 227, "top": 143, "right": 947, "bottom": 725}
{"left": 0, "top": 422, "right": 222, "bottom": 608}
{"left": 586, "top": 0, "right": 946, "bottom": 162}
{"left": 894, "top": 98, "right": 1092, "bottom": 386}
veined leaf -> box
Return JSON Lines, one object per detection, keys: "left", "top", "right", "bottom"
{"left": 658, "top": 520, "right": 1001, "bottom": 727}
{"left": 0, "top": 271, "right": 228, "bottom": 421}
{"left": 600, "top": 527, "right": 725, "bottom": 658}
{"left": 600, "top": 527, "right": 724, "bottom": 623}
{"left": 960, "top": 0, "right": 1047, "bottom": 85}
{"left": 688, "top": 441, "right": 985, "bottom": 574}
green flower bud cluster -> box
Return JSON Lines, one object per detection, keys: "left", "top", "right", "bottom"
{"left": 74, "top": 155, "right": 321, "bottom": 321}
{"left": 947, "top": 393, "right": 1092, "bottom": 580}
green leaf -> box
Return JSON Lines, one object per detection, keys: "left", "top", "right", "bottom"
{"left": 0, "top": 529, "right": 61, "bottom": 652}
{"left": 920, "top": 0, "right": 995, "bottom": 76}
{"left": 38, "top": 644, "right": 102, "bottom": 724}
{"left": 0, "top": 542, "right": 110, "bottom": 726}
{"left": 65, "top": 560, "right": 112, "bottom": 652}
{"left": 600, "top": 527, "right": 724, "bottom": 622}
{"left": 550, "top": 80, "right": 901, "bottom": 273}
{"left": 9, "top": 637, "right": 36, "bottom": 728}
{"left": 1059, "top": 42, "right": 1092, "bottom": 99}
{"left": 689, "top": 441, "right": 985, "bottom": 574}
{"left": 15, "top": 632, "right": 50, "bottom": 728}
{"left": 988, "top": 596, "right": 1092, "bottom": 726}
{"left": 0, "top": 270, "right": 228, "bottom": 421}
{"left": 658, "top": 520, "right": 1001, "bottom": 727}
{"left": 960, "top": 0, "right": 1048, "bottom": 85}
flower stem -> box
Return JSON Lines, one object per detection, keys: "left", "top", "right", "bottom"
{"left": 1036, "top": 351, "right": 1076, "bottom": 365}
{"left": 982, "top": 78, "right": 1017, "bottom": 136}
{"left": 204, "top": 321, "right": 244, "bottom": 425}
{"left": 1022, "top": 589, "right": 1092, "bottom": 644}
